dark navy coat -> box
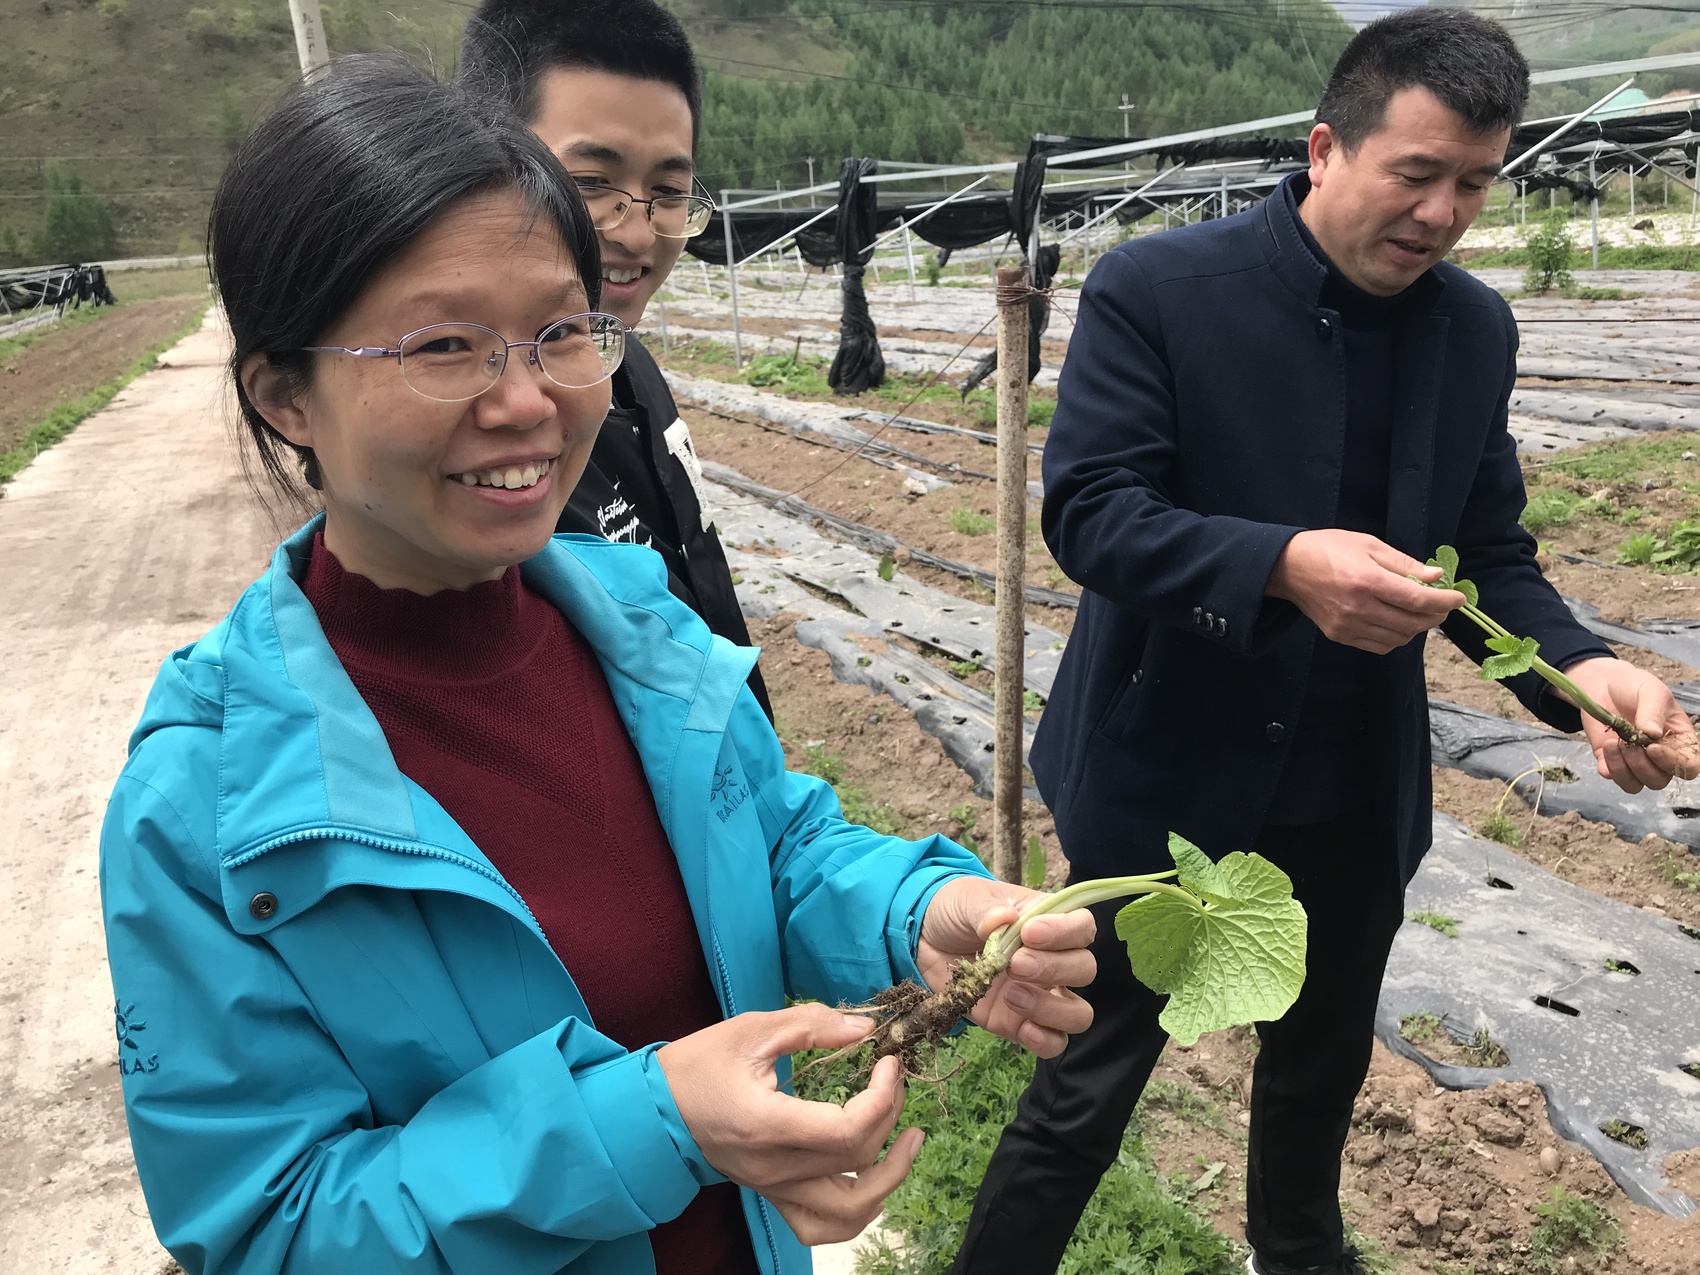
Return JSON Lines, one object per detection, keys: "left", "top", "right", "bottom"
{"left": 1033, "top": 175, "right": 1609, "bottom": 884}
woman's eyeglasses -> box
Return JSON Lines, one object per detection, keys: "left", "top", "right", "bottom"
{"left": 302, "top": 312, "right": 627, "bottom": 403}
{"left": 572, "top": 179, "right": 715, "bottom": 240}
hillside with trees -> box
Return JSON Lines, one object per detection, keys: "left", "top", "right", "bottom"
{"left": 11, "top": 0, "right": 1687, "bottom": 261}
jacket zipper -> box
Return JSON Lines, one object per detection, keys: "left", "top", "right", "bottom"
{"left": 713, "top": 931, "right": 783, "bottom": 1274}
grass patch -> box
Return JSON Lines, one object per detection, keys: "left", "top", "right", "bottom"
{"left": 1463, "top": 243, "right": 1700, "bottom": 271}
{"left": 1528, "top": 1186, "right": 1621, "bottom": 1272}
{"left": 1480, "top": 811, "right": 1523, "bottom": 847}
{"left": 1519, "top": 488, "right": 1604, "bottom": 536}
{"left": 1545, "top": 432, "right": 1700, "bottom": 484}
{"left": 105, "top": 264, "right": 211, "bottom": 303}
{"left": 1400, "top": 1011, "right": 1444, "bottom": 1045}
{"left": 1406, "top": 911, "right": 1460, "bottom": 938}
{"left": 1598, "top": 1119, "right": 1648, "bottom": 1150}
{"left": 793, "top": 1029, "right": 1242, "bottom": 1275}
{"left": 0, "top": 304, "right": 207, "bottom": 491}
{"left": 946, "top": 507, "right": 995, "bottom": 536}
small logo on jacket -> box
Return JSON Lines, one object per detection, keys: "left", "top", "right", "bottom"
{"left": 712, "top": 763, "right": 748, "bottom": 822}
{"left": 115, "top": 1001, "right": 159, "bottom": 1075}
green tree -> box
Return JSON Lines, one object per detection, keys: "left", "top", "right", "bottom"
{"left": 33, "top": 164, "right": 118, "bottom": 263}
{"left": 1523, "top": 209, "right": 1576, "bottom": 296}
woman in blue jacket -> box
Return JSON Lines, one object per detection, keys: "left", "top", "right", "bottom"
{"left": 99, "top": 58, "right": 1094, "bottom": 1275}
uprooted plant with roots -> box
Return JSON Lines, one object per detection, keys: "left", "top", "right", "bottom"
{"left": 1422, "top": 544, "right": 1700, "bottom": 772}
{"left": 802, "top": 833, "right": 1310, "bottom": 1084}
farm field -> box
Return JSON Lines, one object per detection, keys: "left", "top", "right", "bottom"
{"left": 8, "top": 268, "right": 1700, "bottom": 1273}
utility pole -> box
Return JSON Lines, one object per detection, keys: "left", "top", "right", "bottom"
{"left": 287, "top": 0, "right": 332, "bottom": 81}
{"left": 806, "top": 157, "right": 816, "bottom": 207}
{"left": 1119, "top": 94, "right": 1136, "bottom": 139}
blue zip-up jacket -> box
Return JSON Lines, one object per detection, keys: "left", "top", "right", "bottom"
{"left": 100, "top": 519, "right": 988, "bottom": 1275}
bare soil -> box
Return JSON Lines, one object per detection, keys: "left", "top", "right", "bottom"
{"left": 686, "top": 403, "right": 1078, "bottom": 636}
{"left": 0, "top": 297, "right": 207, "bottom": 458}
{"left": 1139, "top": 1031, "right": 1700, "bottom": 1274}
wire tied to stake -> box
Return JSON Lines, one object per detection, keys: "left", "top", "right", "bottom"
{"left": 995, "top": 280, "right": 1056, "bottom": 311}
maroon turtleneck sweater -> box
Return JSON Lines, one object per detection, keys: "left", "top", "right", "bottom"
{"left": 303, "top": 535, "right": 757, "bottom": 1275}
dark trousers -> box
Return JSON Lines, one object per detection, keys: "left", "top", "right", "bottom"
{"left": 950, "top": 810, "right": 1405, "bottom": 1273}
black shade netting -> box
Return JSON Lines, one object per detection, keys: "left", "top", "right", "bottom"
{"left": 959, "top": 242, "right": 1060, "bottom": 396}
{"left": 0, "top": 263, "right": 116, "bottom": 313}
{"left": 829, "top": 157, "right": 886, "bottom": 395}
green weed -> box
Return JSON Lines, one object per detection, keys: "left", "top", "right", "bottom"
{"left": 1406, "top": 911, "right": 1460, "bottom": 938}
{"left": 1480, "top": 811, "right": 1523, "bottom": 847}
{"left": 949, "top": 659, "right": 982, "bottom": 678}
{"left": 1528, "top": 1186, "right": 1621, "bottom": 1272}
{"left": 946, "top": 507, "right": 995, "bottom": 536}
{"left": 1461, "top": 1028, "right": 1509, "bottom": 1068}
{"left": 1400, "top": 1011, "right": 1444, "bottom": 1045}
{"left": 1598, "top": 1119, "right": 1648, "bottom": 1150}
{"left": 1620, "top": 531, "right": 1659, "bottom": 565}
{"left": 1023, "top": 689, "right": 1045, "bottom": 714}
{"left": 1519, "top": 489, "right": 1594, "bottom": 535}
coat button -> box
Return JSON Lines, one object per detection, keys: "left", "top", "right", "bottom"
{"left": 249, "top": 892, "right": 278, "bottom": 920}
{"left": 1192, "top": 606, "right": 1203, "bottom": 626}
{"left": 1315, "top": 316, "right": 1332, "bottom": 339}
{"left": 1266, "top": 722, "right": 1286, "bottom": 743}
{"left": 1132, "top": 668, "right": 1143, "bottom": 684}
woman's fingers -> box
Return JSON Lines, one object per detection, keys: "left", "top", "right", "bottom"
{"left": 1005, "top": 944, "right": 1095, "bottom": 989}
{"left": 762, "top": 1127, "right": 926, "bottom": 1247}
{"left": 1012, "top": 907, "right": 1097, "bottom": 956}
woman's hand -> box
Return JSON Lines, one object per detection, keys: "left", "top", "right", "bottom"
{"left": 918, "top": 876, "right": 1096, "bottom": 1058}
{"left": 656, "top": 1004, "right": 923, "bottom": 1245}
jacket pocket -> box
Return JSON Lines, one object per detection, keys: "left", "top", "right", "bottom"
{"left": 1092, "top": 665, "right": 1143, "bottom": 744}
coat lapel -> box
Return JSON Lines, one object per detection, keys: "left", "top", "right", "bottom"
{"left": 1385, "top": 313, "right": 1449, "bottom": 558}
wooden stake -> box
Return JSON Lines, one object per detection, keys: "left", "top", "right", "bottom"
{"left": 993, "top": 265, "right": 1030, "bottom": 885}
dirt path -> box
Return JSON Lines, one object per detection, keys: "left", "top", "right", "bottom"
{"left": 0, "top": 297, "right": 208, "bottom": 457}
{"left": 0, "top": 310, "right": 272, "bottom": 1273}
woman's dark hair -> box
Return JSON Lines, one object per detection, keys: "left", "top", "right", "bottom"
{"left": 1316, "top": 7, "right": 1529, "bottom": 153}
{"left": 458, "top": 0, "right": 701, "bottom": 145}
{"left": 209, "top": 54, "right": 601, "bottom": 505}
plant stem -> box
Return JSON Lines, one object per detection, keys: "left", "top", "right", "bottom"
{"left": 1454, "top": 601, "right": 1651, "bottom": 747}
{"left": 986, "top": 870, "right": 1200, "bottom": 962}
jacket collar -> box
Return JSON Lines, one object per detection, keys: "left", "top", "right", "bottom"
{"left": 179, "top": 515, "right": 757, "bottom": 871}
{"left": 1261, "top": 172, "right": 1446, "bottom": 313}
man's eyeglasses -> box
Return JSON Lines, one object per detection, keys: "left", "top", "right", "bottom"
{"left": 572, "top": 178, "right": 715, "bottom": 240}
{"left": 302, "top": 313, "right": 626, "bottom": 403}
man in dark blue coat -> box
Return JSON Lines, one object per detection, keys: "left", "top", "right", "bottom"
{"left": 953, "top": 10, "right": 1700, "bottom": 1275}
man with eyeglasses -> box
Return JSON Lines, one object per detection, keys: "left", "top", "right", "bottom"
{"left": 460, "top": 0, "right": 770, "bottom": 719}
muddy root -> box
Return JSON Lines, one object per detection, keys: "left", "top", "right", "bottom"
{"left": 796, "top": 954, "right": 1005, "bottom": 1087}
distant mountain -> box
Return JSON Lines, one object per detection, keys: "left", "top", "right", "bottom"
{"left": 0, "top": 0, "right": 1355, "bottom": 259}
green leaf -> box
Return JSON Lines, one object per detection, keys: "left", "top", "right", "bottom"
{"left": 1428, "top": 544, "right": 1460, "bottom": 588}
{"left": 1115, "top": 846, "right": 1309, "bottom": 1046}
{"left": 1022, "top": 835, "right": 1046, "bottom": 890}
{"left": 876, "top": 552, "right": 896, "bottom": 582}
{"left": 1457, "top": 578, "right": 1479, "bottom": 608}
{"left": 1166, "top": 832, "right": 1233, "bottom": 904}
{"left": 1480, "top": 633, "right": 1540, "bottom": 681}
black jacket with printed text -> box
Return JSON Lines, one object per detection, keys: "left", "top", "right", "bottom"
{"left": 558, "top": 337, "right": 773, "bottom": 720}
